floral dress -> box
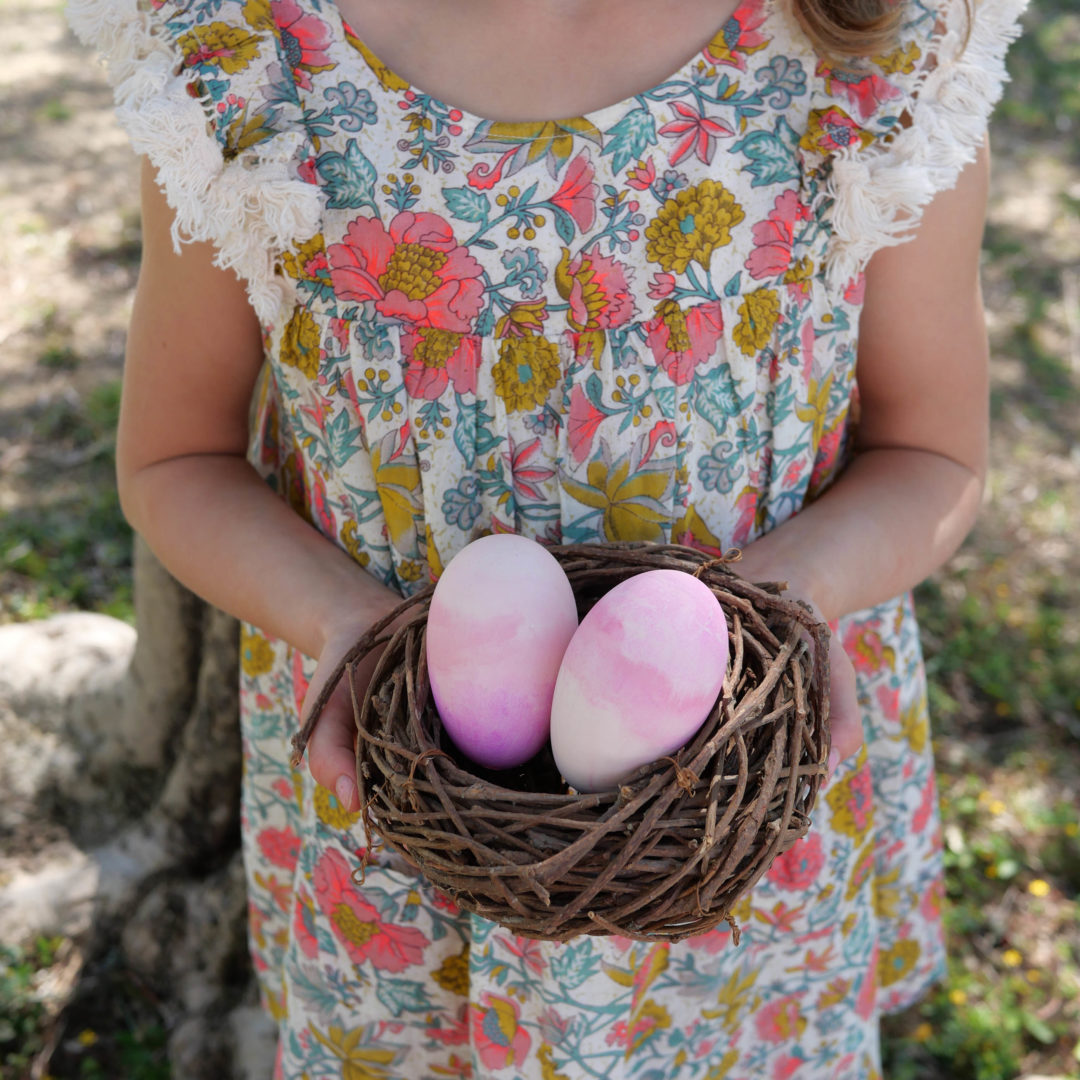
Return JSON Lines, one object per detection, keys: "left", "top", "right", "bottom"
{"left": 70, "top": 0, "right": 1025, "bottom": 1075}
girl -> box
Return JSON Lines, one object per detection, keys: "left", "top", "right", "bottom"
{"left": 68, "top": 0, "right": 1026, "bottom": 1075}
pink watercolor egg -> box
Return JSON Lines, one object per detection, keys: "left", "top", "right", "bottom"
{"left": 425, "top": 534, "right": 578, "bottom": 770}
{"left": 550, "top": 569, "right": 729, "bottom": 792}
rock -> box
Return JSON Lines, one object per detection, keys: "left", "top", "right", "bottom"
{"left": 228, "top": 1003, "right": 279, "bottom": 1080}
{"left": 0, "top": 612, "right": 135, "bottom": 742}
{"left": 168, "top": 1015, "right": 232, "bottom": 1080}
{"left": 0, "top": 846, "right": 100, "bottom": 947}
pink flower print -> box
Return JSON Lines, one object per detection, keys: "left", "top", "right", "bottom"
{"left": 855, "top": 945, "right": 879, "bottom": 1019}
{"left": 816, "top": 60, "right": 903, "bottom": 121}
{"left": 754, "top": 995, "right": 806, "bottom": 1044}
{"left": 647, "top": 272, "right": 676, "bottom": 299}
{"left": 767, "top": 831, "right": 825, "bottom": 891}
{"left": 703, "top": 0, "right": 770, "bottom": 71}
{"left": 271, "top": 777, "right": 293, "bottom": 801}
{"left": 745, "top": 189, "right": 809, "bottom": 280}
{"left": 297, "top": 156, "right": 317, "bottom": 184}
{"left": 292, "top": 891, "right": 320, "bottom": 959}
{"left": 505, "top": 436, "right": 557, "bottom": 502}
{"left": 626, "top": 156, "right": 657, "bottom": 190}
{"left": 271, "top": 0, "right": 333, "bottom": 90}
{"left": 639, "top": 419, "right": 677, "bottom": 468}
{"left": 645, "top": 300, "right": 723, "bottom": 385}
{"left": 327, "top": 212, "right": 485, "bottom": 333}
{"left": 550, "top": 152, "right": 598, "bottom": 232}
{"left": 495, "top": 934, "right": 547, "bottom": 976}
{"left": 471, "top": 993, "right": 532, "bottom": 1070}
{"left": 402, "top": 328, "right": 480, "bottom": 399}
{"left": 560, "top": 244, "right": 635, "bottom": 331}
{"left": 312, "top": 848, "right": 430, "bottom": 971}
{"left": 258, "top": 825, "right": 302, "bottom": 872}
{"left": 844, "top": 272, "right": 867, "bottom": 305}
{"left": 774, "top": 1055, "right": 806, "bottom": 1079}
{"left": 427, "top": 1007, "right": 469, "bottom": 1045}
{"left": 567, "top": 382, "right": 609, "bottom": 464}
{"left": 659, "top": 100, "right": 734, "bottom": 166}
{"left": 912, "top": 772, "right": 937, "bottom": 833}
{"left": 801, "top": 106, "right": 874, "bottom": 154}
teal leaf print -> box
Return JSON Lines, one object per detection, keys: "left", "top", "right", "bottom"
{"left": 549, "top": 939, "right": 603, "bottom": 989}
{"left": 693, "top": 363, "right": 754, "bottom": 436}
{"left": 324, "top": 81, "right": 377, "bottom": 131}
{"left": 730, "top": 115, "right": 801, "bottom": 188}
{"left": 698, "top": 439, "right": 744, "bottom": 494}
{"left": 326, "top": 408, "right": 363, "bottom": 467}
{"left": 443, "top": 186, "right": 491, "bottom": 225}
{"left": 316, "top": 138, "right": 378, "bottom": 210}
{"left": 501, "top": 246, "right": 547, "bottom": 298}
{"left": 724, "top": 271, "right": 743, "bottom": 297}
{"left": 552, "top": 206, "right": 576, "bottom": 246}
{"left": 654, "top": 385, "right": 677, "bottom": 420}
{"left": 601, "top": 107, "right": 657, "bottom": 175}
{"left": 442, "top": 476, "right": 482, "bottom": 530}
{"left": 453, "top": 395, "right": 500, "bottom": 467}
{"left": 374, "top": 977, "right": 436, "bottom": 1017}
{"left": 754, "top": 55, "right": 807, "bottom": 110}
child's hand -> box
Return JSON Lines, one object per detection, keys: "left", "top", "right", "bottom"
{"left": 300, "top": 603, "right": 407, "bottom": 815}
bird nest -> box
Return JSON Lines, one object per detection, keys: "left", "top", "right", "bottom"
{"left": 291, "top": 541, "right": 830, "bottom": 943}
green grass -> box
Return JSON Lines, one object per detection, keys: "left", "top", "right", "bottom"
{"left": 0, "top": 937, "right": 65, "bottom": 1078}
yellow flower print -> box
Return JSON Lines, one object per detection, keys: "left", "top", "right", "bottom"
{"left": 671, "top": 503, "right": 725, "bottom": 554}
{"left": 733, "top": 288, "right": 781, "bottom": 356}
{"left": 800, "top": 106, "right": 875, "bottom": 155}
{"left": 369, "top": 428, "right": 422, "bottom": 555}
{"left": 794, "top": 371, "right": 836, "bottom": 455}
{"left": 397, "top": 559, "right": 424, "bottom": 583}
{"left": 314, "top": 783, "right": 362, "bottom": 829}
{"left": 878, "top": 939, "right": 921, "bottom": 987}
{"left": 431, "top": 946, "right": 470, "bottom": 996}
{"left": 874, "top": 41, "right": 922, "bottom": 76}
{"left": 873, "top": 865, "right": 903, "bottom": 919}
{"left": 177, "top": 23, "right": 262, "bottom": 75}
{"left": 560, "top": 451, "right": 673, "bottom": 542}
{"left": 645, "top": 178, "right": 745, "bottom": 274}
{"left": 492, "top": 334, "right": 561, "bottom": 413}
{"left": 282, "top": 234, "right": 328, "bottom": 285}
{"left": 898, "top": 698, "right": 928, "bottom": 753}
{"left": 844, "top": 838, "right": 876, "bottom": 901}
{"left": 704, "top": 1050, "right": 740, "bottom": 1079}
{"left": 241, "top": 0, "right": 275, "bottom": 31}
{"left": 280, "top": 307, "right": 322, "bottom": 379}
{"left": 702, "top": 964, "right": 760, "bottom": 1033}
{"left": 241, "top": 629, "right": 275, "bottom": 677}
{"left": 623, "top": 999, "right": 671, "bottom": 1056}
{"left": 538, "top": 1044, "right": 571, "bottom": 1080}
{"left": 308, "top": 1022, "right": 400, "bottom": 1079}
{"left": 340, "top": 520, "right": 372, "bottom": 567}
{"left": 826, "top": 756, "right": 875, "bottom": 842}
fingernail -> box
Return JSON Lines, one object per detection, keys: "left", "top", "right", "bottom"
{"left": 826, "top": 749, "right": 840, "bottom": 783}
{"left": 336, "top": 775, "right": 356, "bottom": 811}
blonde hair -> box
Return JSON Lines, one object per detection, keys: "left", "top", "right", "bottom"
{"left": 791, "top": 0, "right": 973, "bottom": 59}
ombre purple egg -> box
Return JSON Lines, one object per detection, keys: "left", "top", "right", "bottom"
{"left": 425, "top": 534, "right": 578, "bottom": 770}
{"left": 550, "top": 569, "right": 729, "bottom": 792}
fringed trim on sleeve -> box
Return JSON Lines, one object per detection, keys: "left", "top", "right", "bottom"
{"left": 66, "top": 0, "right": 324, "bottom": 326}
{"left": 824, "top": 0, "right": 1028, "bottom": 292}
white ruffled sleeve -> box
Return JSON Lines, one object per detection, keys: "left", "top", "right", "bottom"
{"left": 65, "top": 0, "right": 323, "bottom": 326}
{"left": 805, "top": 0, "right": 1029, "bottom": 291}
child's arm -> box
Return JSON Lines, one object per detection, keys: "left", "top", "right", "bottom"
{"left": 118, "top": 158, "right": 399, "bottom": 808}
{"left": 737, "top": 140, "right": 992, "bottom": 760}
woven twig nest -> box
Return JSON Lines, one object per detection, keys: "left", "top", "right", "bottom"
{"left": 292, "top": 541, "right": 830, "bottom": 943}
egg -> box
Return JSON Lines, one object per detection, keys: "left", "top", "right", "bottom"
{"left": 425, "top": 533, "right": 579, "bottom": 770}
{"left": 550, "top": 569, "right": 729, "bottom": 792}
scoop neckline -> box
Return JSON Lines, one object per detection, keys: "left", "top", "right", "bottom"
{"left": 327, "top": 0, "right": 773, "bottom": 130}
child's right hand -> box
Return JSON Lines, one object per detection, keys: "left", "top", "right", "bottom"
{"left": 300, "top": 602, "right": 408, "bottom": 815}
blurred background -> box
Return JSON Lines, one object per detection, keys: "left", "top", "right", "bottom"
{"left": 1, "top": 0, "right": 1078, "bottom": 1077}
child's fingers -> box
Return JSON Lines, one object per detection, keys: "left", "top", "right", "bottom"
{"left": 305, "top": 677, "right": 360, "bottom": 812}
{"left": 826, "top": 635, "right": 863, "bottom": 779}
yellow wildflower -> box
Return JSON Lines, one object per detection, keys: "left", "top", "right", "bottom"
{"left": 912, "top": 1021, "right": 933, "bottom": 1042}
{"left": 1001, "top": 949, "right": 1022, "bottom": 968}
{"left": 948, "top": 988, "right": 967, "bottom": 1006}
{"left": 1028, "top": 878, "right": 1050, "bottom": 897}
{"left": 76, "top": 1029, "right": 98, "bottom": 1047}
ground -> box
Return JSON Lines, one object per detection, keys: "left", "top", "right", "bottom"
{"left": 1, "top": 0, "right": 1079, "bottom": 1077}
